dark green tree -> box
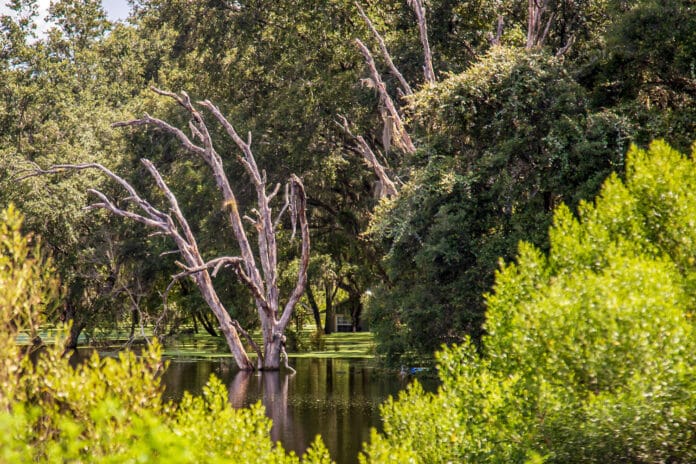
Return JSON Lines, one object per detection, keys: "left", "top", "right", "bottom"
{"left": 0, "top": 0, "right": 171, "bottom": 346}
{"left": 367, "top": 47, "right": 631, "bottom": 364}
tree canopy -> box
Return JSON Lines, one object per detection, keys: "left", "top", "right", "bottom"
{"left": 2, "top": 0, "right": 695, "bottom": 365}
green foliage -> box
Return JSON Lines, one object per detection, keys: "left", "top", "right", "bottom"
{"left": 0, "top": 0, "right": 174, "bottom": 342}
{"left": 588, "top": 0, "right": 696, "bottom": 150}
{"left": 0, "top": 204, "right": 59, "bottom": 409}
{"left": 362, "top": 140, "right": 696, "bottom": 463}
{"left": 368, "top": 46, "right": 630, "bottom": 364}
{"left": 0, "top": 206, "right": 331, "bottom": 463}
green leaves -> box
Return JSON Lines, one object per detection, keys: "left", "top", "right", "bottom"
{"left": 363, "top": 140, "right": 696, "bottom": 463}
{"left": 368, "top": 46, "right": 631, "bottom": 364}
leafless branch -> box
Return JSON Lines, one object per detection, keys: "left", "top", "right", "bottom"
{"left": 490, "top": 15, "right": 504, "bottom": 46}
{"left": 408, "top": 0, "right": 436, "bottom": 83}
{"left": 113, "top": 114, "right": 210, "bottom": 162}
{"left": 231, "top": 320, "right": 263, "bottom": 367}
{"left": 337, "top": 115, "right": 398, "bottom": 198}
{"left": 279, "top": 175, "right": 311, "bottom": 330}
{"left": 274, "top": 183, "right": 291, "bottom": 229}
{"left": 355, "top": 2, "right": 413, "bottom": 96}
{"left": 32, "top": 88, "right": 312, "bottom": 371}
{"left": 527, "top": 0, "right": 552, "bottom": 49}
{"left": 28, "top": 159, "right": 256, "bottom": 370}
{"left": 355, "top": 38, "right": 416, "bottom": 155}
{"left": 172, "top": 257, "right": 272, "bottom": 317}
{"left": 556, "top": 34, "right": 575, "bottom": 57}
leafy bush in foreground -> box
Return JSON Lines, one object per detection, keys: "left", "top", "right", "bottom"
{"left": 362, "top": 141, "right": 696, "bottom": 463}
{"left": 0, "top": 205, "right": 331, "bottom": 463}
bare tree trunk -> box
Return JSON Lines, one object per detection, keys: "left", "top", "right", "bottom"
{"left": 193, "top": 270, "right": 255, "bottom": 370}
{"left": 338, "top": 116, "right": 398, "bottom": 199}
{"left": 355, "top": 2, "right": 413, "bottom": 96}
{"left": 354, "top": 39, "right": 416, "bottom": 155}
{"left": 323, "top": 282, "right": 335, "bottom": 335}
{"left": 408, "top": 0, "right": 436, "bottom": 83}
{"left": 63, "top": 303, "right": 85, "bottom": 350}
{"left": 195, "top": 309, "right": 219, "bottom": 337}
{"left": 27, "top": 89, "right": 310, "bottom": 370}
{"left": 526, "top": 0, "right": 553, "bottom": 49}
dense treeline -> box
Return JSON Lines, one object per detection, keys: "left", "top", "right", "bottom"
{"left": 3, "top": 0, "right": 696, "bottom": 461}
{"left": 1, "top": 0, "right": 695, "bottom": 365}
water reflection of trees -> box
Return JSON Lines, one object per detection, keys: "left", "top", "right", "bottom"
{"left": 175, "top": 358, "right": 431, "bottom": 464}
{"left": 228, "top": 370, "right": 306, "bottom": 448}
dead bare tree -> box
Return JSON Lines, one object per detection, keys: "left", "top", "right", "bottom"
{"left": 27, "top": 88, "right": 310, "bottom": 371}
{"left": 342, "top": 1, "right": 433, "bottom": 200}
{"left": 407, "top": 0, "right": 436, "bottom": 84}
{"left": 526, "top": 0, "right": 554, "bottom": 49}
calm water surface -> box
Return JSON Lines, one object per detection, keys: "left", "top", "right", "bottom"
{"left": 162, "top": 358, "right": 428, "bottom": 464}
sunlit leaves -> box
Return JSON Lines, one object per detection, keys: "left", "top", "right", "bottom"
{"left": 363, "top": 141, "right": 696, "bottom": 462}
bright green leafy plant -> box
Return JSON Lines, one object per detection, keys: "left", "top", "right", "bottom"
{"left": 362, "top": 140, "right": 696, "bottom": 463}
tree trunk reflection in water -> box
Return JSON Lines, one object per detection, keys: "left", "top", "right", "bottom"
{"left": 229, "top": 370, "right": 305, "bottom": 447}
{"left": 160, "top": 358, "right": 435, "bottom": 464}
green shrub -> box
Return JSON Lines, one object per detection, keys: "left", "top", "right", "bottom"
{"left": 362, "top": 141, "right": 696, "bottom": 463}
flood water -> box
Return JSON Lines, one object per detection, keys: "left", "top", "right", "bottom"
{"left": 161, "top": 358, "right": 427, "bottom": 464}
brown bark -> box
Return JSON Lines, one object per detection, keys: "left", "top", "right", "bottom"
{"left": 63, "top": 304, "right": 85, "bottom": 351}
{"left": 195, "top": 310, "right": 218, "bottom": 337}
{"left": 306, "top": 284, "right": 324, "bottom": 334}
{"left": 323, "top": 283, "right": 335, "bottom": 335}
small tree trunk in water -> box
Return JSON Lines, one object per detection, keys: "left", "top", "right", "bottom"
{"left": 194, "top": 272, "right": 255, "bottom": 370}
{"left": 195, "top": 310, "right": 219, "bottom": 337}
{"left": 350, "top": 295, "right": 363, "bottom": 332}
{"left": 129, "top": 307, "right": 139, "bottom": 339}
{"left": 263, "top": 336, "right": 283, "bottom": 370}
{"left": 66, "top": 321, "right": 85, "bottom": 350}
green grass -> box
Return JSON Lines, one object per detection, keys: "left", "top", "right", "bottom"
{"left": 292, "top": 332, "right": 375, "bottom": 359}
{"left": 18, "top": 325, "right": 376, "bottom": 360}
{"left": 160, "top": 329, "right": 375, "bottom": 360}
